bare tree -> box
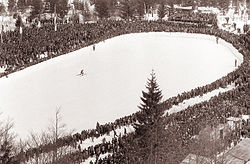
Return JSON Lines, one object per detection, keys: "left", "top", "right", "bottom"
{"left": 49, "top": 107, "right": 67, "bottom": 163}
{"left": 26, "top": 131, "right": 54, "bottom": 163}
{"left": 25, "top": 107, "right": 74, "bottom": 164}
{"left": 0, "top": 115, "right": 16, "bottom": 163}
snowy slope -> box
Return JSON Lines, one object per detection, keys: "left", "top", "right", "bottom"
{"left": 0, "top": 32, "right": 242, "bottom": 139}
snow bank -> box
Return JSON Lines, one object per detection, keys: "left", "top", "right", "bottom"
{"left": 78, "top": 125, "right": 134, "bottom": 150}
{"left": 81, "top": 152, "right": 113, "bottom": 164}
{"left": 164, "top": 83, "right": 236, "bottom": 116}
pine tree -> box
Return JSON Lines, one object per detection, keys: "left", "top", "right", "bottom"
{"left": 0, "top": 3, "right": 5, "bottom": 14}
{"left": 107, "top": 0, "right": 117, "bottom": 17}
{"left": 135, "top": 0, "right": 145, "bottom": 19}
{"left": 30, "top": 0, "right": 43, "bottom": 19}
{"left": 47, "top": 0, "right": 68, "bottom": 18}
{"left": 17, "top": 0, "right": 27, "bottom": 12}
{"left": 133, "top": 70, "right": 163, "bottom": 163}
{"left": 95, "top": 0, "right": 109, "bottom": 19}
{"left": 137, "top": 70, "right": 163, "bottom": 126}
{"left": 120, "top": 0, "right": 135, "bottom": 20}
{"left": 57, "top": 0, "right": 69, "bottom": 18}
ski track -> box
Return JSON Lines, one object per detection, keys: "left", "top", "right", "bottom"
{"left": 0, "top": 32, "right": 243, "bottom": 140}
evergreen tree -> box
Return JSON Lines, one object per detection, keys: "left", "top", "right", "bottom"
{"left": 134, "top": 0, "right": 145, "bottom": 19}
{"left": 107, "top": 0, "right": 117, "bottom": 17}
{"left": 133, "top": 70, "right": 163, "bottom": 163}
{"left": 158, "top": 1, "right": 166, "bottom": 20}
{"left": 47, "top": 0, "right": 69, "bottom": 18}
{"left": 119, "top": 0, "right": 135, "bottom": 20}
{"left": 57, "top": 0, "right": 69, "bottom": 18}
{"left": 137, "top": 70, "right": 163, "bottom": 126}
{"left": 17, "top": 0, "right": 27, "bottom": 12}
{"left": 95, "top": 0, "right": 109, "bottom": 19}
{"left": 0, "top": 3, "right": 5, "bottom": 14}
{"left": 30, "top": 0, "right": 43, "bottom": 19}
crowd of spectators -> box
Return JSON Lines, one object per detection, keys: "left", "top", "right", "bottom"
{"left": 168, "top": 10, "right": 217, "bottom": 26}
{"left": 1, "top": 18, "right": 249, "bottom": 163}
{"left": 0, "top": 17, "right": 220, "bottom": 77}
{"left": 56, "top": 135, "right": 126, "bottom": 164}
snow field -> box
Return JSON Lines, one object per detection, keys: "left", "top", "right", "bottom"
{"left": 0, "top": 32, "right": 242, "bottom": 139}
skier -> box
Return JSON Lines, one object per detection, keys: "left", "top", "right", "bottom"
{"left": 235, "top": 59, "right": 237, "bottom": 67}
{"left": 80, "top": 69, "right": 85, "bottom": 76}
{"left": 93, "top": 44, "right": 95, "bottom": 51}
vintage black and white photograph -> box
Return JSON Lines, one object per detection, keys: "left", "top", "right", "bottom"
{"left": 0, "top": 0, "right": 249, "bottom": 163}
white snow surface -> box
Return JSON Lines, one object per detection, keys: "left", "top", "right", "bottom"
{"left": 0, "top": 32, "right": 243, "bottom": 139}
{"left": 81, "top": 152, "right": 113, "bottom": 164}
{"left": 164, "top": 83, "right": 236, "bottom": 116}
{"left": 78, "top": 125, "right": 134, "bottom": 150}
{"left": 81, "top": 156, "right": 96, "bottom": 164}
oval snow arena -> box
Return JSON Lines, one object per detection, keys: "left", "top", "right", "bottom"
{"left": 0, "top": 32, "right": 243, "bottom": 139}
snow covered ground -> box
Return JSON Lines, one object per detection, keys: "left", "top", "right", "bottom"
{"left": 164, "top": 83, "right": 236, "bottom": 116}
{"left": 26, "top": 125, "right": 133, "bottom": 164}
{"left": 78, "top": 125, "right": 134, "bottom": 150}
{"left": 81, "top": 152, "right": 112, "bottom": 164}
{"left": 0, "top": 32, "right": 242, "bottom": 139}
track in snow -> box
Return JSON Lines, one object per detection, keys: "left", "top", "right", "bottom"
{"left": 0, "top": 32, "right": 242, "bottom": 139}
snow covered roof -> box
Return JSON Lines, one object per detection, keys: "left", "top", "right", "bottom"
{"left": 198, "top": 7, "right": 220, "bottom": 14}
{"left": 242, "top": 115, "right": 250, "bottom": 121}
{"left": 227, "top": 117, "right": 242, "bottom": 122}
{"left": 173, "top": 5, "right": 193, "bottom": 10}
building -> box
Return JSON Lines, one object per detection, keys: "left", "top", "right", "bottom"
{"left": 181, "top": 138, "right": 250, "bottom": 164}
{"left": 227, "top": 116, "right": 242, "bottom": 130}
{"left": 180, "top": 154, "right": 212, "bottom": 164}
{"left": 222, "top": 138, "right": 250, "bottom": 163}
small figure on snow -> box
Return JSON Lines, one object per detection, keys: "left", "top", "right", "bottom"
{"left": 80, "top": 69, "right": 85, "bottom": 76}
{"left": 216, "top": 36, "right": 219, "bottom": 44}
{"left": 235, "top": 59, "right": 237, "bottom": 67}
{"left": 93, "top": 45, "right": 95, "bottom": 51}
